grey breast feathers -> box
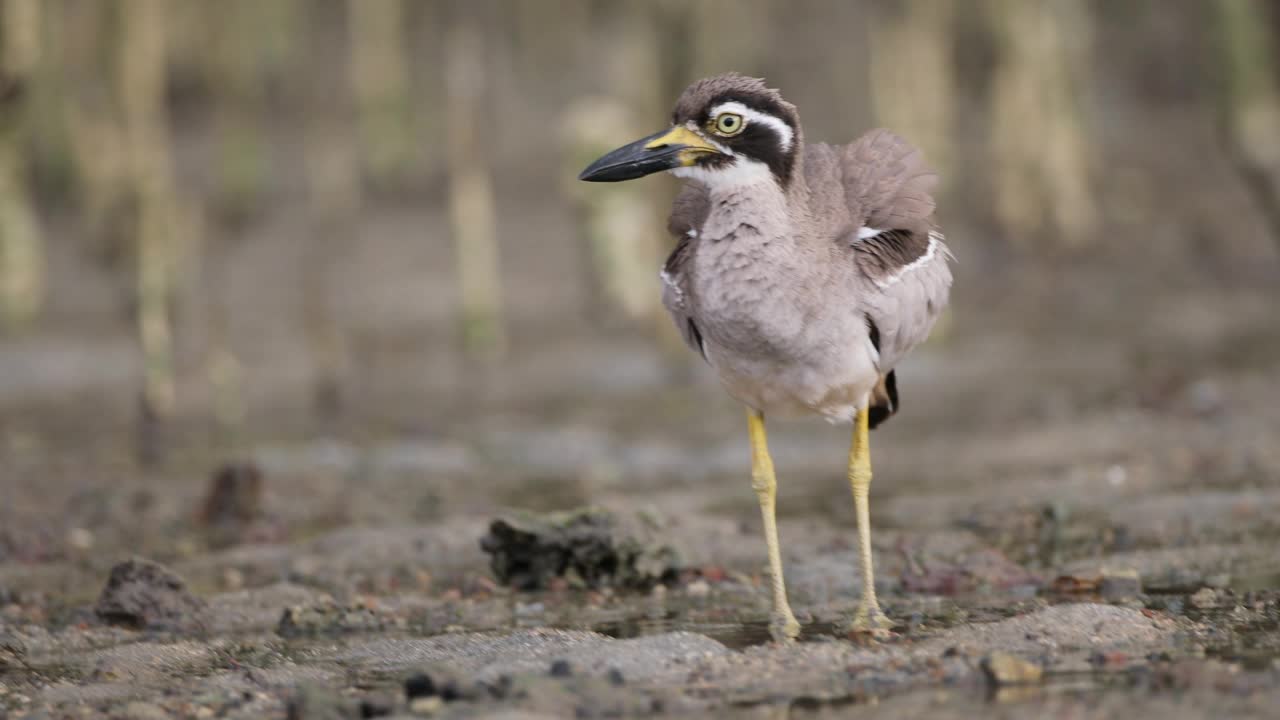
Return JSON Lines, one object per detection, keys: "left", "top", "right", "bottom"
{"left": 661, "top": 183, "right": 710, "bottom": 357}
{"left": 836, "top": 129, "right": 953, "bottom": 372}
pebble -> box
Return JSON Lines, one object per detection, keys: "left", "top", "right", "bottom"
{"left": 981, "top": 652, "right": 1043, "bottom": 686}
{"left": 514, "top": 601, "right": 545, "bottom": 617}
{"left": 1189, "top": 587, "right": 1218, "bottom": 609}
{"left": 1100, "top": 569, "right": 1142, "bottom": 600}
{"left": 685, "top": 579, "right": 711, "bottom": 597}
{"left": 120, "top": 702, "right": 167, "bottom": 717}
{"left": 409, "top": 697, "right": 443, "bottom": 715}
{"left": 67, "top": 527, "right": 94, "bottom": 551}
{"left": 221, "top": 567, "right": 245, "bottom": 591}
{"left": 358, "top": 697, "right": 393, "bottom": 717}
{"left": 549, "top": 659, "right": 573, "bottom": 677}
{"left": 1204, "top": 573, "right": 1231, "bottom": 589}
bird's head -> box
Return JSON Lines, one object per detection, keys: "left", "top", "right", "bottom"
{"left": 578, "top": 73, "right": 800, "bottom": 189}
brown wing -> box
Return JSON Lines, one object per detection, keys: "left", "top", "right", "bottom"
{"left": 841, "top": 130, "right": 953, "bottom": 422}
{"left": 841, "top": 128, "right": 938, "bottom": 234}
{"left": 662, "top": 184, "right": 710, "bottom": 358}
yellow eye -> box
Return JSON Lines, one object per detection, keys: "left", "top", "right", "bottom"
{"left": 713, "top": 112, "right": 745, "bottom": 136}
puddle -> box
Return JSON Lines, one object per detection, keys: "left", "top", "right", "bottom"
{"left": 593, "top": 616, "right": 850, "bottom": 650}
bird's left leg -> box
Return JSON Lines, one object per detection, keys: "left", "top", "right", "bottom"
{"left": 747, "top": 409, "right": 801, "bottom": 641}
{"left": 846, "top": 407, "right": 893, "bottom": 633}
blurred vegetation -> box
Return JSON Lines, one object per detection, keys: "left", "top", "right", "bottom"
{"left": 1, "top": 0, "right": 1279, "bottom": 463}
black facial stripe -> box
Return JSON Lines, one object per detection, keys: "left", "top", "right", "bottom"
{"left": 700, "top": 92, "right": 797, "bottom": 186}
{"left": 736, "top": 125, "right": 793, "bottom": 184}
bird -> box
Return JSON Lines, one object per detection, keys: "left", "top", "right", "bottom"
{"left": 578, "top": 74, "right": 953, "bottom": 641}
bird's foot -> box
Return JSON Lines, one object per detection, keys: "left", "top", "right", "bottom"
{"left": 842, "top": 601, "right": 894, "bottom": 639}
{"left": 768, "top": 609, "right": 802, "bottom": 642}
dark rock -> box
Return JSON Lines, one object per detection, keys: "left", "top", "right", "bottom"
{"left": 286, "top": 684, "right": 359, "bottom": 720}
{"left": 479, "top": 507, "right": 680, "bottom": 591}
{"left": 549, "top": 659, "right": 573, "bottom": 677}
{"left": 439, "top": 678, "right": 467, "bottom": 702}
{"left": 485, "top": 673, "right": 515, "bottom": 700}
{"left": 200, "top": 462, "right": 264, "bottom": 548}
{"left": 401, "top": 667, "right": 475, "bottom": 703}
{"left": 357, "top": 696, "right": 393, "bottom": 718}
{"left": 404, "top": 672, "right": 437, "bottom": 699}
{"left": 607, "top": 667, "right": 625, "bottom": 686}
{"left": 95, "top": 557, "right": 207, "bottom": 632}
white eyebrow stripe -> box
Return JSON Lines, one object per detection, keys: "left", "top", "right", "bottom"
{"left": 709, "top": 101, "right": 794, "bottom": 151}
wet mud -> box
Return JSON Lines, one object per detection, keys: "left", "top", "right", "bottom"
{"left": 3, "top": 271, "right": 1280, "bottom": 718}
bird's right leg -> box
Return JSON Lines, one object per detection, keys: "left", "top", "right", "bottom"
{"left": 747, "top": 408, "right": 802, "bottom": 641}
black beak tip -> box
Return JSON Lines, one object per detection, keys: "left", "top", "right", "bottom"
{"left": 578, "top": 131, "right": 690, "bottom": 183}
{"left": 577, "top": 162, "right": 637, "bottom": 183}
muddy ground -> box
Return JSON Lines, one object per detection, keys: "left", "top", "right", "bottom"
{"left": 2, "top": 219, "right": 1280, "bottom": 717}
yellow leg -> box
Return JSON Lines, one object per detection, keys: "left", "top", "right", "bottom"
{"left": 747, "top": 409, "right": 801, "bottom": 641}
{"left": 847, "top": 408, "right": 893, "bottom": 633}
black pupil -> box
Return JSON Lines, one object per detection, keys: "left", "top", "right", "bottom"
{"left": 722, "top": 116, "right": 736, "bottom": 128}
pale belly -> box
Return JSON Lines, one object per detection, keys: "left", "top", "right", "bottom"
{"left": 704, "top": 337, "right": 880, "bottom": 424}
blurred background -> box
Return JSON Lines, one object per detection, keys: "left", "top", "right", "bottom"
{"left": 2, "top": 1, "right": 1279, "bottom": 573}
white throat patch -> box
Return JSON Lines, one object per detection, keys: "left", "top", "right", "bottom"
{"left": 708, "top": 101, "right": 794, "bottom": 151}
{"left": 670, "top": 157, "right": 775, "bottom": 190}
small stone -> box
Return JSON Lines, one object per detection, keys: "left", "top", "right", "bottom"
{"left": 67, "top": 527, "right": 94, "bottom": 551}
{"left": 981, "top": 652, "right": 1043, "bottom": 686}
{"left": 358, "top": 697, "right": 393, "bottom": 718}
{"left": 409, "top": 697, "right": 443, "bottom": 715}
{"left": 1100, "top": 569, "right": 1142, "bottom": 600}
{"left": 277, "top": 602, "right": 389, "bottom": 637}
{"left": 485, "top": 673, "right": 514, "bottom": 700}
{"left": 1204, "top": 573, "right": 1231, "bottom": 589}
{"left": 286, "top": 684, "right": 358, "bottom": 720}
{"left": 1105, "top": 465, "right": 1127, "bottom": 486}
{"left": 1089, "top": 651, "right": 1129, "bottom": 667}
{"left": 514, "top": 601, "right": 545, "bottom": 617}
{"left": 685, "top": 579, "right": 711, "bottom": 597}
{"left": 607, "top": 667, "right": 626, "bottom": 686}
{"left": 222, "top": 567, "right": 245, "bottom": 591}
{"left": 405, "top": 672, "right": 436, "bottom": 699}
{"left": 121, "top": 701, "right": 168, "bottom": 720}
{"left": 1189, "top": 587, "right": 1218, "bottom": 609}
{"left": 1187, "top": 379, "right": 1223, "bottom": 415}
{"left": 549, "top": 658, "right": 573, "bottom": 677}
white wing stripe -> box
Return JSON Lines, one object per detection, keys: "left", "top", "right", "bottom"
{"left": 874, "top": 231, "right": 943, "bottom": 289}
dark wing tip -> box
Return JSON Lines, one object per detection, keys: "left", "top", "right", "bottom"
{"left": 867, "top": 371, "right": 899, "bottom": 430}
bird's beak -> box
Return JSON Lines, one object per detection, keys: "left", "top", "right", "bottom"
{"left": 578, "top": 126, "right": 721, "bottom": 182}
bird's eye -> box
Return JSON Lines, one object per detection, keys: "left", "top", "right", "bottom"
{"left": 713, "top": 112, "right": 745, "bottom": 136}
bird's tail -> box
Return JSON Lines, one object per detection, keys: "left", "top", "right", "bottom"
{"left": 867, "top": 371, "right": 898, "bottom": 429}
